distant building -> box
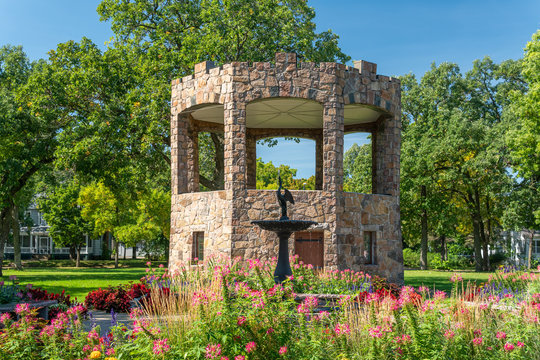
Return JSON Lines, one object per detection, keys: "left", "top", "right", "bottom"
{"left": 3, "top": 201, "right": 141, "bottom": 260}
{"left": 490, "top": 230, "right": 540, "bottom": 267}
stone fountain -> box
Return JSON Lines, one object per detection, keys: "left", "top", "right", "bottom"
{"left": 251, "top": 176, "right": 317, "bottom": 283}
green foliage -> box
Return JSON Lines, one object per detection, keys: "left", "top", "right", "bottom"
{"left": 399, "top": 57, "right": 525, "bottom": 271}
{"left": 39, "top": 180, "right": 93, "bottom": 251}
{"left": 343, "top": 142, "right": 371, "bottom": 193}
{"left": 78, "top": 182, "right": 170, "bottom": 248}
{"left": 505, "top": 30, "right": 540, "bottom": 227}
{"left": 78, "top": 182, "right": 117, "bottom": 238}
{"left": 255, "top": 158, "right": 315, "bottom": 190}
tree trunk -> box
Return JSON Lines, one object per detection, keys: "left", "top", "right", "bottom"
{"left": 472, "top": 214, "right": 483, "bottom": 272}
{"left": 132, "top": 246, "right": 137, "bottom": 259}
{"left": 528, "top": 231, "right": 534, "bottom": 269}
{"left": 440, "top": 234, "right": 446, "bottom": 261}
{"left": 123, "top": 243, "right": 126, "bottom": 260}
{"left": 420, "top": 185, "right": 428, "bottom": 270}
{"left": 113, "top": 236, "right": 119, "bottom": 269}
{"left": 76, "top": 244, "right": 81, "bottom": 268}
{"left": 69, "top": 245, "right": 76, "bottom": 261}
{"left": 11, "top": 205, "right": 22, "bottom": 270}
{"left": 0, "top": 209, "right": 12, "bottom": 277}
{"left": 479, "top": 217, "right": 489, "bottom": 271}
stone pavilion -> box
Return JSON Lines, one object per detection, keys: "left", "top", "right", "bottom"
{"left": 169, "top": 53, "right": 403, "bottom": 284}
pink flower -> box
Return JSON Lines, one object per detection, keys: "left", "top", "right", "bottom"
{"left": 444, "top": 330, "right": 455, "bottom": 339}
{"left": 496, "top": 331, "right": 506, "bottom": 339}
{"left": 235, "top": 356, "right": 245, "bottom": 360}
{"left": 517, "top": 341, "right": 525, "bottom": 348}
{"left": 368, "top": 326, "right": 383, "bottom": 338}
{"left": 472, "top": 337, "right": 483, "bottom": 346}
{"left": 245, "top": 341, "right": 256, "bottom": 353}
{"left": 434, "top": 290, "right": 447, "bottom": 300}
{"left": 0, "top": 313, "right": 11, "bottom": 324}
{"left": 87, "top": 329, "right": 99, "bottom": 340}
{"left": 304, "top": 296, "right": 319, "bottom": 309}
{"left": 159, "top": 264, "right": 164, "bottom": 268}
{"left": 401, "top": 334, "right": 411, "bottom": 343}
{"left": 335, "top": 323, "right": 351, "bottom": 336}
{"left": 473, "top": 329, "right": 482, "bottom": 336}
{"left": 279, "top": 346, "right": 287, "bottom": 355}
{"left": 504, "top": 343, "right": 515, "bottom": 352}
{"left": 450, "top": 273, "right": 463, "bottom": 283}
{"left": 146, "top": 261, "right": 152, "bottom": 266}
{"left": 266, "top": 327, "right": 275, "bottom": 335}
{"left": 14, "top": 303, "right": 30, "bottom": 314}
{"left": 153, "top": 338, "right": 171, "bottom": 355}
{"left": 237, "top": 316, "right": 246, "bottom": 326}
{"left": 205, "top": 343, "right": 222, "bottom": 359}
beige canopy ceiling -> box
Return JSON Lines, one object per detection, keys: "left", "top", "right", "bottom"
{"left": 188, "top": 98, "right": 384, "bottom": 129}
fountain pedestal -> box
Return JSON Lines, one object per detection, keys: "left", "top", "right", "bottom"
{"left": 251, "top": 219, "right": 317, "bottom": 283}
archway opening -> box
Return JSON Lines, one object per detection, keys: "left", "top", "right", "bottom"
{"left": 255, "top": 137, "right": 316, "bottom": 190}
{"left": 344, "top": 132, "right": 372, "bottom": 194}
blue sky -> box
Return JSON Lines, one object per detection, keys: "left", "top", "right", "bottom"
{"left": 1, "top": 0, "right": 539, "bottom": 178}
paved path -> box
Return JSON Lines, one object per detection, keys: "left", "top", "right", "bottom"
{"left": 83, "top": 310, "right": 134, "bottom": 334}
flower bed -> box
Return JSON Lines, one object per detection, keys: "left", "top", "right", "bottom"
{"left": 0, "top": 258, "right": 539, "bottom": 359}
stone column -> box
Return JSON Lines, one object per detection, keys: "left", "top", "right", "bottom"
{"left": 373, "top": 114, "right": 400, "bottom": 197}
{"left": 223, "top": 100, "right": 247, "bottom": 195}
{"left": 187, "top": 125, "right": 199, "bottom": 193}
{"left": 322, "top": 96, "right": 344, "bottom": 192}
{"left": 246, "top": 133, "right": 257, "bottom": 189}
{"left": 315, "top": 134, "right": 323, "bottom": 190}
{"left": 173, "top": 114, "right": 188, "bottom": 194}
{"left": 322, "top": 95, "right": 344, "bottom": 269}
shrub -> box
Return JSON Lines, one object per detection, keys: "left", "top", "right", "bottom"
{"left": 85, "top": 286, "right": 131, "bottom": 313}
{"left": 85, "top": 282, "right": 150, "bottom": 313}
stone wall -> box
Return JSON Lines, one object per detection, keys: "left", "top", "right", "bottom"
{"left": 338, "top": 192, "right": 403, "bottom": 284}
{"left": 169, "top": 191, "right": 231, "bottom": 270}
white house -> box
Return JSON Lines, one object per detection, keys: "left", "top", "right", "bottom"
{"left": 491, "top": 229, "right": 540, "bottom": 267}
{"left": 3, "top": 201, "right": 142, "bottom": 260}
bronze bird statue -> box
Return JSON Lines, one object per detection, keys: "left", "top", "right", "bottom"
{"left": 277, "top": 175, "right": 294, "bottom": 220}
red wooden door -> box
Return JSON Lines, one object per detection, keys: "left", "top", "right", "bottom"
{"left": 294, "top": 231, "right": 324, "bottom": 268}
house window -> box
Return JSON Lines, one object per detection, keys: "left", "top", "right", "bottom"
{"left": 192, "top": 232, "right": 204, "bottom": 261}
{"left": 534, "top": 239, "right": 540, "bottom": 255}
{"left": 364, "top": 231, "right": 376, "bottom": 265}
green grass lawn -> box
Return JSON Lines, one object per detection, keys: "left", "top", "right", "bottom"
{"left": 1, "top": 267, "right": 148, "bottom": 301}
{"left": 1, "top": 262, "right": 495, "bottom": 301}
{"left": 404, "top": 269, "right": 493, "bottom": 293}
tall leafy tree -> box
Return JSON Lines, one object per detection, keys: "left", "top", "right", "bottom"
{"left": 94, "top": 0, "right": 349, "bottom": 190}
{"left": 503, "top": 30, "right": 540, "bottom": 268}
{"left": 400, "top": 58, "right": 523, "bottom": 271}
{"left": 0, "top": 46, "right": 46, "bottom": 276}
{"left": 39, "top": 180, "right": 94, "bottom": 267}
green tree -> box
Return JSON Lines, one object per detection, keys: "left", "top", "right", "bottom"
{"left": 39, "top": 180, "right": 94, "bottom": 267}
{"left": 399, "top": 58, "right": 523, "bottom": 271}
{"left": 255, "top": 158, "right": 314, "bottom": 190}
{"left": 503, "top": 30, "right": 540, "bottom": 268}
{"left": 0, "top": 46, "right": 45, "bottom": 276}
{"left": 343, "top": 142, "right": 371, "bottom": 193}
{"left": 95, "top": 0, "right": 349, "bottom": 190}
